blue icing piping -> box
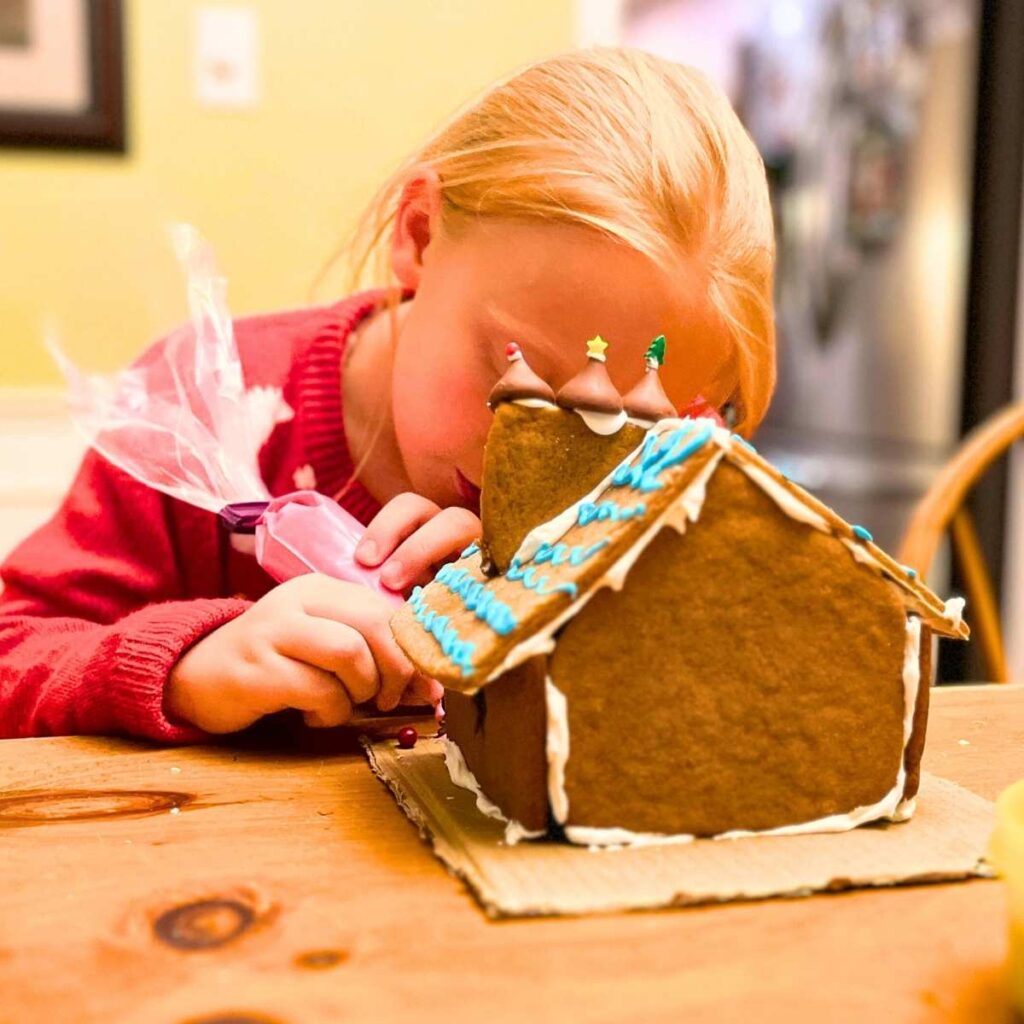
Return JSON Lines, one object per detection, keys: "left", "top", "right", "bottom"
{"left": 507, "top": 558, "right": 579, "bottom": 598}
{"left": 532, "top": 539, "right": 609, "bottom": 567}
{"left": 504, "top": 538, "right": 607, "bottom": 599}
{"left": 611, "top": 421, "right": 713, "bottom": 493}
{"left": 731, "top": 433, "right": 757, "bottom": 453}
{"left": 409, "top": 586, "right": 476, "bottom": 676}
{"left": 852, "top": 525, "right": 873, "bottom": 543}
{"left": 460, "top": 541, "right": 480, "bottom": 559}
{"left": 577, "top": 500, "right": 646, "bottom": 526}
{"left": 435, "top": 563, "right": 517, "bottom": 634}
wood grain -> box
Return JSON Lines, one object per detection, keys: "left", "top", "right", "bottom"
{"left": 0, "top": 688, "right": 1019, "bottom": 1024}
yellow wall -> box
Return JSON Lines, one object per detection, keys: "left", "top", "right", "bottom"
{"left": 0, "top": 1, "right": 574, "bottom": 386}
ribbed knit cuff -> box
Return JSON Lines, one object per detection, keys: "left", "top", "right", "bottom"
{"left": 109, "top": 598, "right": 252, "bottom": 744}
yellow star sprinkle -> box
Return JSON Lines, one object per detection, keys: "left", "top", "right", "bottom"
{"left": 586, "top": 335, "right": 609, "bottom": 362}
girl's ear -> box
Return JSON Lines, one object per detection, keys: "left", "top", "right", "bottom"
{"left": 391, "top": 166, "right": 443, "bottom": 289}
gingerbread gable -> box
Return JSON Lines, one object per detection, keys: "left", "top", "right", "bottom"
{"left": 390, "top": 418, "right": 968, "bottom": 692}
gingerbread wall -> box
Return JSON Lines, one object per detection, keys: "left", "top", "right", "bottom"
{"left": 548, "top": 461, "right": 912, "bottom": 836}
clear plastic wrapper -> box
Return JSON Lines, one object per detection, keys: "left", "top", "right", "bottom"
{"left": 49, "top": 224, "right": 402, "bottom": 605}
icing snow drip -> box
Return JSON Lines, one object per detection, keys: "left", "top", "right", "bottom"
{"left": 513, "top": 398, "right": 557, "bottom": 410}
{"left": 441, "top": 736, "right": 543, "bottom": 845}
{"left": 564, "top": 826, "right": 695, "bottom": 851}
{"left": 944, "top": 596, "right": 966, "bottom": 629}
{"left": 660, "top": 448, "right": 724, "bottom": 534}
{"left": 545, "top": 677, "right": 571, "bottom": 825}
{"left": 893, "top": 615, "right": 923, "bottom": 820}
{"left": 574, "top": 407, "right": 628, "bottom": 436}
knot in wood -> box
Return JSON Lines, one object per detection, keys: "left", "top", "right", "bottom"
{"left": 154, "top": 898, "right": 255, "bottom": 951}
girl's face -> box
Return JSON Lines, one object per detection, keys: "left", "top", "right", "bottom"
{"left": 389, "top": 217, "right": 730, "bottom": 512}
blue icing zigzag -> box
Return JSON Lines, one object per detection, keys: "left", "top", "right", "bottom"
{"left": 577, "top": 500, "right": 646, "bottom": 526}
{"left": 409, "top": 586, "right": 476, "bottom": 676}
{"left": 504, "top": 539, "right": 608, "bottom": 600}
{"left": 611, "top": 420, "right": 713, "bottom": 493}
{"left": 434, "top": 563, "right": 517, "bottom": 634}
{"left": 507, "top": 558, "right": 578, "bottom": 598}
{"left": 532, "top": 539, "right": 609, "bottom": 567}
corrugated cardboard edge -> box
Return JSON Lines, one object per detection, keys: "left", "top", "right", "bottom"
{"left": 362, "top": 736, "right": 509, "bottom": 916}
{"left": 362, "top": 737, "right": 994, "bottom": 920}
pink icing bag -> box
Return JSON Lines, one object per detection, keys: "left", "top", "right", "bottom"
{"left": 246, "top": 491, "right": 404, "bottom": 605}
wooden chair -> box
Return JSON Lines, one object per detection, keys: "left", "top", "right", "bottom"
{"left": 898, "top": 402, "right": 1024, "bottom": 683}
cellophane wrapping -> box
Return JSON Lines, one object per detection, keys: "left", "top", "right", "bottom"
{"left": 50, "top": 224, "right": 400, "bottom": 603}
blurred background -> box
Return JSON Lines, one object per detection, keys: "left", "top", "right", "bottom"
{"left": 1, "top": 0, "right": 1021, "bottom": 681}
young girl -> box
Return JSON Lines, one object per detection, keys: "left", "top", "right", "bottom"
{"left": 0, "top": 48, "right": 775, "bottom": 742}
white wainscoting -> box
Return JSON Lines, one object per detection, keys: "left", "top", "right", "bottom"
{"left": 0, "top": 389, "right": 86, "bottom": 560}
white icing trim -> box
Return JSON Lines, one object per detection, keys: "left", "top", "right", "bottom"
{"left": 573, "top": 407, "right": 628, "bottom": 435}
{"left": 512, "top": 397, "right": 557, "bottom": 409}
{"left": 661, "top": 448, "right": 724, "bottom": 533}
{"left": 735, "top": 457, "right": 831, "bottom": 532}
{"left": 564, "top": 826, "right": 695, "bottom": 851}
{"left": 902, "top": 616, "right": 923, "bottom": 751}
{"left": 893, "top": 795, "right": 917, "bottom": 821}
{"left": 442, "top": 736, "right": 505, "bottom": 821}
{"left": 503, "top": 818, "right": 545, "bottom": 845}
{"left": 842, "top": 537, "right": 880, "bottom": 567}
{"left": 441, "top": 736, "right": 544, "bottom": 845}
{"left": 545, "top": 677, "right": 570, "bottom": 824}
{"left": 944, "top": 596, "right": 966, "bottom": 628}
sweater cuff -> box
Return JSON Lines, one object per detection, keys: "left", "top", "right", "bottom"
{"left": 109, "top": 598, "right": 252, "bottom": 744}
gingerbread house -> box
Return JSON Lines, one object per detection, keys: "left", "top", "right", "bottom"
{"left": 390, "top": 339, "right": 969, "bottom": 847}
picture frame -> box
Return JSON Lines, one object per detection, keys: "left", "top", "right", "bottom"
{"left": 0, "top": 0, "right": 125, "bottom": 152}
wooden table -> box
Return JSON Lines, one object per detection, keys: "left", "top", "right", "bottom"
{"left": 0, "top": 686, "right": 1019, "bottom": 1024}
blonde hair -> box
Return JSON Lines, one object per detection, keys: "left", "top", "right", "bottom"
{"left": 343, "top": 47, "right": 775, "bottom": 434}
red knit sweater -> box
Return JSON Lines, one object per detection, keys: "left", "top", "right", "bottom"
{"left": 0, "top": 293, "right": 387, "bottom": 743}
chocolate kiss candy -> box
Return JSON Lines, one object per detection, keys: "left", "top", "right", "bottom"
{"left": 555, "top": 338, "right": 623, "bottom": 414}
{"left": 623, "top": 369, "right": 676, "bottom": 422}
{"left": 487, "top": 343, "right": 556, "bottom": 409}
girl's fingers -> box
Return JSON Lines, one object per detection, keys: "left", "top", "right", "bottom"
{"left": 273, "top": 615, "right": 380, "bottom": 706}
{"left": 356, "top": 493, "right": 442, "bottom": 567}
{"left": 288, "top": 580, "right": 418, "bottom": 711}
{"left": 359, "top": 620, "right": 419, "bottom": 712}
{"left": 262, "top": 654, "right": 355, "bottom": 728}
{"left": 399, "top": 673, "right": 445, "bottom": 707}
{"left": 380, "top": 507, "right": 481, "bottom": 591}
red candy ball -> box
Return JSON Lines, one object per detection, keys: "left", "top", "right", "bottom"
{"left": 505, "top": 342, "right": 521, "bottom": 360}
{"left": 397, "top": 726, "right": 418, "bottom": 749}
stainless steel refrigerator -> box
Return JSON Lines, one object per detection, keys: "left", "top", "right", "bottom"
{"left": 625, "top": 0, "right": 978, "bottom": 558}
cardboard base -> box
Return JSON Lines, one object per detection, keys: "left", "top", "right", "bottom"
{"left": 363, "top": 736, "right": 994, "bottom": 919}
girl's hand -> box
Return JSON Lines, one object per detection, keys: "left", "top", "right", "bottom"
{"left": 355, "top": 493, "right": 481, "bottom": 592}
{"left": 166, "top": 574, "right": 434, "bottom": 734}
